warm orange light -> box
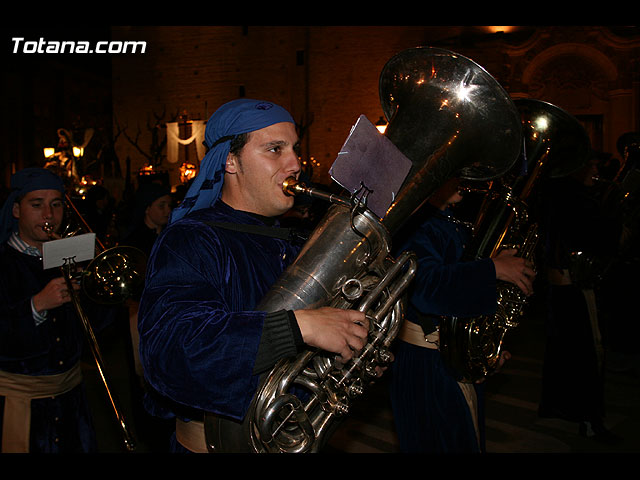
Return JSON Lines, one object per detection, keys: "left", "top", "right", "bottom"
{"left": 300, "top": 157, "right": 321, "bottom": 170}
{"left": 179, "top": 162, "right": 198, "bottom": 183}
{"left": 375, "top": 117, "right": 388, "bottom": 134}
{"left": 485, "top": 26, "right": 517, "bottom": 34}
{"left": 139, "top": 164, "right": 155, "bottom": 175}
{"left": 75, "top": 176, "right": 100, "bottom": 198}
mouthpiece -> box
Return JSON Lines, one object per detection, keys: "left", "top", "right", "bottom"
{"left": 282, "top": 176, "right": 350, "bottom": 207}
{"left": 43, "top": 222, "right": 56, "bottom": 238}
{"left": 282, "top": 176, "right": 305, "bottom": 196}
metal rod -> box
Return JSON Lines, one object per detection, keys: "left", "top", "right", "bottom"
{"left": 62, "top": 261, "right": 136, "bottom": 451}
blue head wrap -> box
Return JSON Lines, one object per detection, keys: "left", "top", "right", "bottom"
{"left": 0, "top": 167, "right": 65, "bottom": 244}
{"left": 170, "top": 98, "right": 295, "bottom": 223}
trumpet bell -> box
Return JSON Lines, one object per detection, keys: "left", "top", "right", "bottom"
{"left": 82, "top": 246, "right": 147, "bottom": 304}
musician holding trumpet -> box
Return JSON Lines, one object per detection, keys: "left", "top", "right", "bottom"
{"left": 0, "top": 167, "right": 96, "bottom": 453}
{"left": 390, "top": 177, "right": 536, "bottom": 453}
{"left": 137, "top": 99, "right": 369, "bottom": 453}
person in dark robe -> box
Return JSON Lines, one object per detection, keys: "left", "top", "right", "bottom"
{"left": 538, "top": 156, "right": 623, "bottom": 443}
{"left": 118, "top": 182, "right": 173, "bottom": 452}
{"left": 0, "top": 168, "right": 97, "bottom": 453}
{"left": 389, "top": 177, "right": 536, "bottom": 453}
{"left": 84, "top": 184, "right": 116, "bottom": 247}
{"left": 121, "top": 183, "right": 173, "bottom": 258}
{"left": 137, "top": 99, "right": 369, "bottom": 453}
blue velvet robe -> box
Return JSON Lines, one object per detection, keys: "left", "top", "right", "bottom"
{"left": 390, "top": 204, "right": 496, "bottom": 453}
{"left": 0, "top": 244, "right": 97, "bottom": 453}
{"left": 138, "top": 201, "right": 300, "bottom": 423}
{"left": 399, "top": 207, "right": 497, "bottom": 321}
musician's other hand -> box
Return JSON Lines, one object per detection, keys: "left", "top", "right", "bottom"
{"left": 492, "top": 248, "right": 536, "bottom": 296}
{"left": 294, "top": 307, "right": 369, "bottom": 363}
{"left": 32, "top": 276, "right": 77, "bottom": 312}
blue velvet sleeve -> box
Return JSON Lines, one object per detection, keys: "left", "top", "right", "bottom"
{"left": 138, "top": 220, "right": 272, "bottom": 421}
{"left": 404, "top": 220, "right": 497, "bottom": 318}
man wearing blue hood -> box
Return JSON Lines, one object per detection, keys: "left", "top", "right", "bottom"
{"left": 138, "top": 99, "right": 368, "bottom": 452}
{"left": 0, "top": 168, "right": 97, "bottom": 452}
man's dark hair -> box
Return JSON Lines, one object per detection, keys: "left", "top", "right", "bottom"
{"left": 229, "top": 133, "right": 249, "bottom": 156}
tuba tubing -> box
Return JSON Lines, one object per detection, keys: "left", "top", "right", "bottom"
{"left": 250, "top": 246, "right": 417, "bottom": 453}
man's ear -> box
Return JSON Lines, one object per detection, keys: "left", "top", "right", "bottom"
{"left": 12, "top": 202, "right": 20, "bottom": 219}
{"left": 225, "top": 152, "right": 238, "bottom": 174}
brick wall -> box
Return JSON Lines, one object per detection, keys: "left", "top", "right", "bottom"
{"left": 111, "top": 26, "right": 640, "bottom": 195}
{"left": 111, "top": 26, "right": 438, "bottom": 189}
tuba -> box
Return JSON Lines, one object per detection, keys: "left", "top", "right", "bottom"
{"left": 204, "top": 47, "right": 523, "bottom": 453}
{"left": 44, "top": 194, "right": 146, "bottom": 451}
{"left": 439, "top": 99, "right": 592, "bottom": 383}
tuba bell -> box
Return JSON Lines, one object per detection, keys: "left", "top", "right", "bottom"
{"left": 204, "top": 47, "right": 523, "bottom": 453}
{"left": 439, "top": 99, "right": 592, "bottom": 383}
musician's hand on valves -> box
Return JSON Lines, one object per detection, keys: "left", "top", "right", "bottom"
{"left": 294, "top": 307, "right": 369, "bottom": 364}
{"left": 492, "top": 248, "right": 536, "bottom": 296}
{"left": 32, "top": 276, "right": 80, "bottom": 311}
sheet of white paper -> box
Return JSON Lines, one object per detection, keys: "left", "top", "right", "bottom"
{"left": 42, "top": 233, "right": 96, "bottom": 270}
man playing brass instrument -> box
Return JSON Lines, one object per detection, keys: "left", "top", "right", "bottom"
{"left": 138, "top": 99, "right": 369, "bottom": 453}
{"left": 0, "top": 168, "right": 96, "bottom": 452}
{"left": 390, "top": 177, "right": 536, "bottom": 453}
